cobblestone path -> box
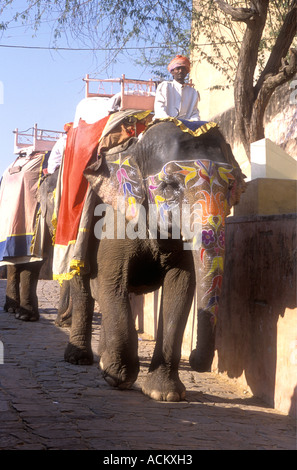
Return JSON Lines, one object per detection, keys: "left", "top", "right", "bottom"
{"left": 0, "top": 279, "right": 296, "bottom": 451}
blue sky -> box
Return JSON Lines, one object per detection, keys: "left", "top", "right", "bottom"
{"left": 0, "top": 9, "right": 154, "bottom": 177}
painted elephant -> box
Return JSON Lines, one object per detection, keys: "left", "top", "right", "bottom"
{"left": 56, "top": 119, "right": 245, "bottom": 401}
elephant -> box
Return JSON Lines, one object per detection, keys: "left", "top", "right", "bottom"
{"left": 36, "top": 169, "right": 73, "bottom": 327}
{"left": 0, "top": 151, "right": 51, "bottom": 321}
{"left": 2, "top": 167, "right": 71, "bottom": 323}
{"left": 48, "top": 118, "right": 246, "bottom": 402}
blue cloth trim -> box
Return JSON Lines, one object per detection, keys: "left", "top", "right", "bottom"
{"left": 178, "top": 120, "right": 208, "bottom": 132}
{"left": 0, "top": 234, "right": 34, "bottom": 261}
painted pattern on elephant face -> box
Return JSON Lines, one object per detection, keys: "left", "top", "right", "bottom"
{"left": 147, "top": 159, "right": 236, "bottom": 324}
{"left": 98, "top": 152, "right": 238, "bottom": 324}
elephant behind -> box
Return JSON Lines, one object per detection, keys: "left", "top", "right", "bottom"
{"left": 0, "top": 151, "right": 51, "bottom": 321}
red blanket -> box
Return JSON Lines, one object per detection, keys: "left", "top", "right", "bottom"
{"left": 52, "top": 110, "right": 152, "bottom": 282}
{"left": 54, "top": 116, "right": 109, "bottom": 246}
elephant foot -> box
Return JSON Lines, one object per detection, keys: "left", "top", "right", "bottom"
{"left": 189, "top": 348, "right": 214, "bottom": 372}
{"left": 15, "top": 307, "right": 39, "bottom": 322}
{"left": 99, "top": 351, "right": 139, "bottom": 390}
{"left": 64, "top": 342, "right": 93, "bottom": 365}
{"left": 142, "top": 366, "right": 186, "bottom": 402}
{"left": 3, "top": 297, "right": 20, "bottom": 314}
{"left": 55, "top": 311, "right": 72, "bottom": 328}
{"left": 5, "top": 306, "right": 20, "bottom": 314}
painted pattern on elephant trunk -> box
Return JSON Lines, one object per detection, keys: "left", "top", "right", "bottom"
{"left": 147, "top": 159, "right": 236, "bottom": 325}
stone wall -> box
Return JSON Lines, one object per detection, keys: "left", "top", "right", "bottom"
{"left": 214, "top": 212, "right": 297, "bottom": 417}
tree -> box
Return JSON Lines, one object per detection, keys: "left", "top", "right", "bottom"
{"left": 0, "top": 1, "right": 192, "bottom": 78}
{"left": 1, "top": 1, "right": 296, "bottom": 158}
{"left": 195, "top": 0, "right": 297, "bottom": 158}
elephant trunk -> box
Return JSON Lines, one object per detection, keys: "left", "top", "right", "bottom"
{"left": 189, "top": 224, "right": 225, "bottom": 372}
{"left": 190, "top": 308, "right": 216, "bottom": 372}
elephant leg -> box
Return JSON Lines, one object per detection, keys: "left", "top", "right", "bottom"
{"left": 97, "top": 244, "right": 139, "bottom": 388}
{"left": 4, "top": 265, "right": 20, "bottom": 313}
{"left": 142, "top": 264, "right": 195, "bottom": 402}
{"left": 98, "top": 292, "right": 139, "bottom": 389}
{"left": 64, "top": 274, "right": 94, "bottom": 365}
{"left": 55, "top": 280, "right": 72, "bottom": 327}
{"left": 15, "top": 262, "right": 42, "bottom": 321}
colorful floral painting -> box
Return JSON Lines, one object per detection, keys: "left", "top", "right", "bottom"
{"left": 146, "top": 158, "right": 236, "bottom": 324}
{"left": 105, "top": 153, "right": 238, "bottom": 324}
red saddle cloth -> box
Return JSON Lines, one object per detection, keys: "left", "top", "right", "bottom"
{"left": 54, "top": 116, "right": 109, "bottom": 247}
{"left": 52, "top": 109, "right": 151, "bottom": 282}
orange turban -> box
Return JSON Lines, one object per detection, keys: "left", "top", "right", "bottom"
{"left": 64, "top": 122, "right": 73, "bottom": 132}
{"left": 167, "top": 55, "right": 191, "bottom": 73}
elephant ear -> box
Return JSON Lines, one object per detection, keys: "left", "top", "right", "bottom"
{"left": 84, "top": 139, "right": 146, "bottom": 221}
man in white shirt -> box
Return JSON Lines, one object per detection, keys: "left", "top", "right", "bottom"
{"left": 47, "top": 122, "right": 73, "bottom": 174}
{"left": 154, "top": 55, "right": 200, "bottom": 122}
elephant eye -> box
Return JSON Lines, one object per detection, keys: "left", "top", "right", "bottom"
{"left": 170, "top": 181, "right": 180, "bottom": 190}
{"left": 160, "top": 180, "right": 180, "bottom": 198}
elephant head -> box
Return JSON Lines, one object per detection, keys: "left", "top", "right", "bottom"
{"left": 85, "top": 120, "right": 246, "bottom": 372}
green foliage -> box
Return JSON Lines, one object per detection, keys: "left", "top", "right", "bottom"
{"left": 0, "top": 0, "right": 192, "bottom": 76}
{"left": 0, "top": 0, "right": 296, "bottom": 79}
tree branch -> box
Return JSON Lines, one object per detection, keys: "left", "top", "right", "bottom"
{"left": 214, "top": 0, "right": 257, "bottom": 22}
{"left": 250, "top": 48, "right": 297, "bottom": 142}
{"left": 215, "top": 1, "right": 270, "bottom": 158}
{"left": 255, "top": 1, "right": 297, "bottom": 95}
